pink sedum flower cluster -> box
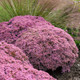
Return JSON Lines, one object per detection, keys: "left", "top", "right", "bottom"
{"left": 15, "top": 26, "right": 78, "bottom": 72}
{"left": 0, "top": 41, "right": 56, "bottom": 80}
{"left": 0, "top": 15, "right": 53, "bottom": 44}
{"left": 0, "top": 15, "right": 78, "bottom": 79}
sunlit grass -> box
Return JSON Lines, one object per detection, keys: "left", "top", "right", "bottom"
{"left": 0, "top": 0, "right": 58, "bottom": 22}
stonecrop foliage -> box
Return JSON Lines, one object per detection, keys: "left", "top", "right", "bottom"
{"left": 0, "top": 0, "right": 57, "bottom": 22}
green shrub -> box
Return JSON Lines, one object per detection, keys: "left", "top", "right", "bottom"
{"left": 75, "top": 40, "right": 80, "bottom": 51}
{"left": 67, "top": 27, "right": 79, "bottom": 37}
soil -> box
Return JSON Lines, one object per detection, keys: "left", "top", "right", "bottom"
{"left": 56, "top": 53, "right": 80, "bottom": 80}
{"left": 47, "top": 52, "right": 80, "bottom": 80}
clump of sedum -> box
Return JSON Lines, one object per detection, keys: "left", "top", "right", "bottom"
{"left": 0, "top": 15, "right": 78, "bottom": 73}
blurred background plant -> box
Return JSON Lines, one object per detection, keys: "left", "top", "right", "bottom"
{"left": 0, "top": 0, "right": 58, "bottom": 22}
{"left": 0, "top": 0, "right": 80, "bottom": 50}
